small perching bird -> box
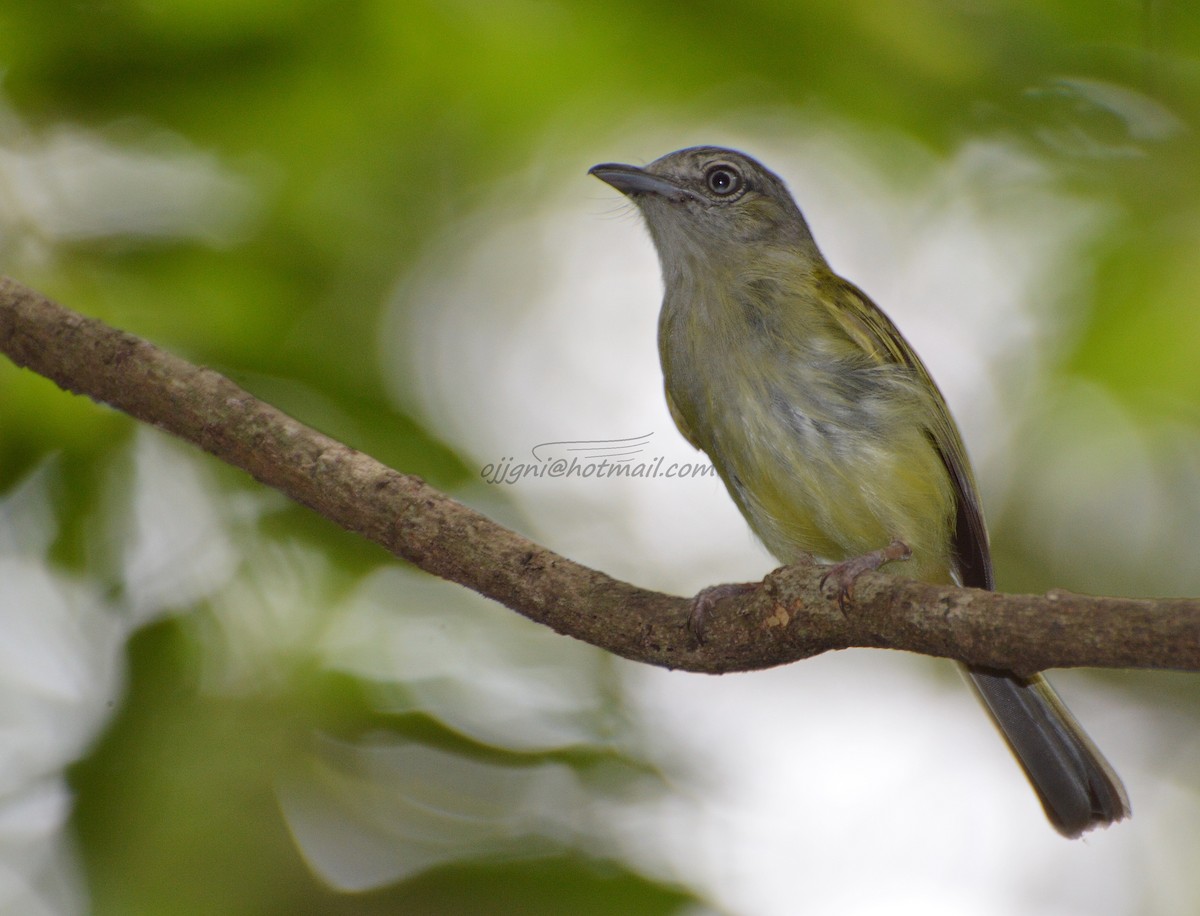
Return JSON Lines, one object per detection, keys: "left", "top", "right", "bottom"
{"left": 590, "top": 146, "right": 1129, "bottom": 837}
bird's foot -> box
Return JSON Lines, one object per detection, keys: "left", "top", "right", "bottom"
{"left": 820, "top": 539, "right": 911, "bottom": 610}
{"left": 687, "top": 581, "right": 757, "bottom": 643}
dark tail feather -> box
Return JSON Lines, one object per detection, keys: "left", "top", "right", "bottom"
{"left": 966, "top": 667, "right": 1129, "bottom": 838}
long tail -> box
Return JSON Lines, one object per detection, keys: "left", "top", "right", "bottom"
{"left": 966, "top": 667, "right": 1129, "bottom": 837}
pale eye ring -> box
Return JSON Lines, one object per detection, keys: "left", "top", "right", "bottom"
{"left": 705, "top": 164, "right": 743, "bottom": 196}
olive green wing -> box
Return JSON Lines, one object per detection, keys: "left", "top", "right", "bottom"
{"left": 664, "top": 387, "right": 702, "bottom": 451}
{"left": 817, "top": 272, "right": 994, "bottom": 590}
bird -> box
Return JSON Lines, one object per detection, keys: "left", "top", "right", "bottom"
{"left": 589, "top": 145, "right": 1129, "bottom": 837}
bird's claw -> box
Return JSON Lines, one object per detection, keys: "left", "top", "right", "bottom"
{"left": 819, "top": 539, "right": 911, "bottom": 611}
{"left": 687, "top": 581, "right": 757, "bottom": 643}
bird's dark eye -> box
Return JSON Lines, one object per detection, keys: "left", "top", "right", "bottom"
{"left": 705, "top": 164, "right": 743, "bottom": 197}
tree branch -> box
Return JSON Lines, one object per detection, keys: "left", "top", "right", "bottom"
{"left": 2, "top": 275, "right": 1197, "bottom": 675}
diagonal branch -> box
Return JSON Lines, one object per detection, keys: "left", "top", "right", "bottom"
{"left": 2, "top": 275, "right": 1198, "bottom": 675}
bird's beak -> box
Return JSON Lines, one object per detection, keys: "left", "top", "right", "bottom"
{"left": 588, "top": 163, "right": 696, "bottom": 202}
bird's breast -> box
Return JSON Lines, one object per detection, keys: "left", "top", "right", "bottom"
{"left": 658, "top": 280, "right": 956, "bottom": 576}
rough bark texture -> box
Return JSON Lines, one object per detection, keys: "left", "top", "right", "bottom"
{"left": 3, "top": 275, "right": 1198, "bottom": 675}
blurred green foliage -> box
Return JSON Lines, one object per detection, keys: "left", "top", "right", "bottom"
{"left": 71, "top": 622, "right": 692, "bottom": 915}
{"left": 2, "top": 0, "right": 1200, "bottom": 913}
